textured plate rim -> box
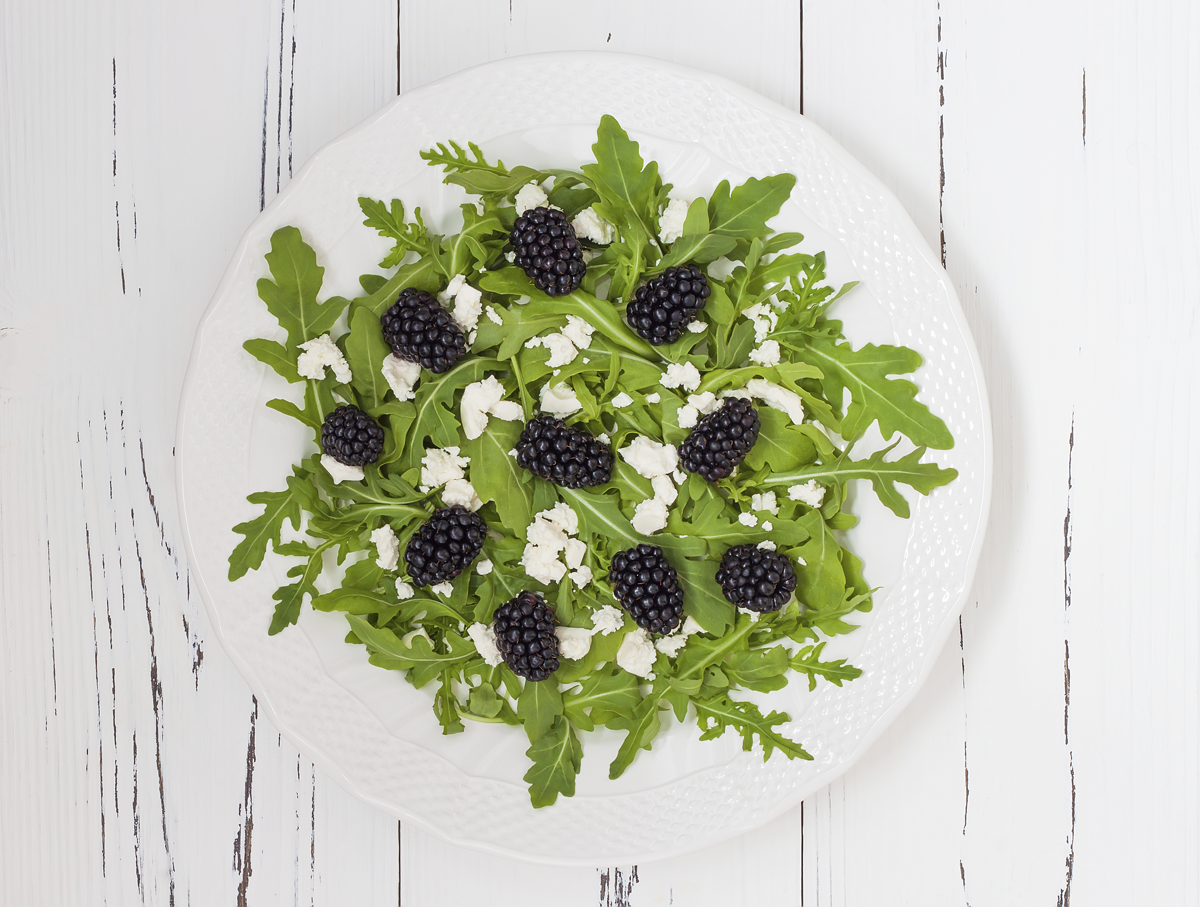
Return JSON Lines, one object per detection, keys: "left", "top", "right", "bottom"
{"left": 175, "top": 50, "right": 993, "bottom": 866}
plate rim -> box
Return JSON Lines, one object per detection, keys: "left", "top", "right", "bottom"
{"left": 175, "top": 49, "right": 993, "bottom": 866}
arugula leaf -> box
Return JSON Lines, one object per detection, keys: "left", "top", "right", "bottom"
{"left": 769, "top": 444, "right": 958, "bottom": 518}
{"left": 562, "top": 666, "right": 642, "bottom": 732}
{"left": 269, "top": 540, "right": 333, "bottom": 635}
{"left": 344, "top": 306, "right": 392, "bottom": 408}
{"left": 790, "top": 642, "right": 863, "bottom": 691}
{"left": 607, "top": 696, "right": 666, "bottom": 780}
{"left": 673, "top": 557, "right": 734, "bottom": 634}
{"left": 581, "top": 115, "right": 666, "bottom": 247}
{"left": 693, "top": 695, "right": 812, "bottom": 761}
{"left": 793, "top": 338, "right": 953, "bottom": 449}
{"left": 255, "top": 226, "right": 348, "bottom": 350}
{"left": 517, "top": 679, "right": 564, "bottom": 743}
{"left": 461, "top": 418, "right": 533, "bottom": 538}
{"left": 707, "top": 174, "right": 797, "bottom": 240}
{"left": 420, "top": 141, "right": 556, "bottom": 199}
{"left": 346, "top": 616, "right": 474, "bottom": 688}
{"left": 434, "top": 669, "right": 465, "bottom": 735}
{"left": 523, "top": 717, "right": 582, "bottom": 808}
{"left": 359, "top": 197, "right": 431, "bottom": 269}
{"left": 228, "top": 467, "right": 311, "bottom": 580}
{"left": 404, "top": 358, "right": 498, "bottom": 472}
{"left": 721, "top": 645, "right": 791, "bottom": 693}
{"left": 243, "top": 338, "right": 301, "bottom": 383}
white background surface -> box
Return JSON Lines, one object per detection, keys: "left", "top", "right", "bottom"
{"left": 1, "top": 1, "right": 1196, "bottom": 904}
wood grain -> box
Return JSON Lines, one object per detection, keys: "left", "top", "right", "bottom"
{"left": 2, "top": 0, "right": 1197, "bottom": 904}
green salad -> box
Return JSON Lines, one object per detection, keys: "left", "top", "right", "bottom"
{"left": 228, "top": 116, "right": 956, "bottom": 807}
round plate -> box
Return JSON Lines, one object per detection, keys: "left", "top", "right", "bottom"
{"left": 176, "top": 52, "right": 991, "bottom": 866}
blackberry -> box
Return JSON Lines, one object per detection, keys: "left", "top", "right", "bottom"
{"left": 626, "top": 264, "right": 710, "bottom": 345}
{"left": 715, "top": 544, "right": 797, "bottom": 614}
{"left": 492, "top": 591, "right": 561, "bottom": 681}
{"left": 320, "top": 404, "right": 385, "bottom": 467}
{"left": 678, "top": 397, "right": 761, "bottom": 482}
{"left": 379, "top": 287, "right": 468, "bottom": 374}
{"left": 509, "top": 207, "right": 586, "bottom": 297}
{"left": 403, "top": 506, "right": 486, "bottom": 587}
{"left": 608, "top": 544, "right": 685, "bottom": 635}
{"left": 514, "top": 416, "right": 614, "bottom": 488}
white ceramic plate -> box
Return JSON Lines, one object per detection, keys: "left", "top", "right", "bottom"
{"left": 176, "top": 52, "right": 991, "bottom": 866}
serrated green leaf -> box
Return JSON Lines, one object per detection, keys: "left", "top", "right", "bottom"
{"left": 344, "top": 306, "right": 392, "bottom": 409}
{"left": 517, "top": 678, "right": 563, "bottom": 744}
{"left": 707, "top": 174, "right": 796, "bottom": 240}
{"left": 607, "top": 696, "right": 665, "bottom": 780}
{"left": 582, "top": 115, "right": 664, "bottom": 244}
{"left": 523, "top": 717, "right": 582, "bottom": 808}
{"left": 794, "top": 338, "right": 953, "bottom": 449}
{"left": 243, "top": 338, "right": 301, "bottom": 383}
{"left": 693, "top": 694, "right": 811, "bottom": 761}
{"left": 562, "top": 666, "right": 642, "bottom": 732}
{"left": 347, "top": 616, "right": 474, "bottom": 687}
{"left": 722, "top": 645, "right": 791, "bottom": 692}
{"left": 228, "top": 469, "right": 309, "bottom": 580}
{"left": 255, "top": 226, "right": 348, "bottom": 351}
{"left": 769, "top": 444, "right": 958, "bottom": 518}
{"left": 790, "top": 641, "right": 863, "bottom": 691}
{"left": 461, "top": 418, "right": 533, "bottom": 539}
{"left": 405, "top": 358, "right": 499, "bottom": 472}
{"left": 673, "top": 557, "right": 734, "bottom": 635}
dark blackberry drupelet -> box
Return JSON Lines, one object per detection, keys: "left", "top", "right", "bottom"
{"left": 403, "top": 506, "right": 487, "bottom": 587}
{"left": 608, "top": 544, "right": 685, "bottom": 635}
{"left": 678, "top": 397, "right": 761, "bottom": 482}
{"left": 379, "top": 287, "right": 468, "bottom": 374}
{"left": 626, "top": 264, "right": 711, "bottom": 345}
{"left": 509, "top": 207, "right": 587, "bottom": 296}
{"left": 715, "top": 544, "right": 798, "bottom": 614}
{"left": 514, "top": 416, "right": 614, "bottom": 489}
{"left": 492, "top": 591, "right": 561, "bottom": 681}
{"left": 320, "top": 405, "right": 385, "bottom": 467}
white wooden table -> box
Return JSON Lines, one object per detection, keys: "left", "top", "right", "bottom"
{"left": 3, "top": 1, "right": 1196, "bottom": 903}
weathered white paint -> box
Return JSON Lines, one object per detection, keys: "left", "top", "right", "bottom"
{"left": 2, "top": 0, "right": 1196, "bottom": 905}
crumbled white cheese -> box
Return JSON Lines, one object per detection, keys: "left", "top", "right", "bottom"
{"left": 673, "top": 469, "right": 687, "bottom": 484}
{"left": 420, "top": 446, "right": 469, "bottom": 491}
{"left": 611, "top": 392, "right": 634, "bottom": 408}
{"left": 521, "top": 543, "right": 568, "bottom": 585}
{"left": 738, "top": 512, "right": 759, "bottom": 527}
{"left": 762, "top": 521, "right": 773, "bottom": 531}
{"left": 757, "top": 540, "right": 778, "bottom": 552}
{"left": 525, "top": 331, "right": 580, "bottom": 367}
{"left": 539, "top": 382, "right": 581, "bottom": 417}
{"left": 751, "top": 491, "right": 779, "bottom": 515}
{"left": 661, "top": 361, "right": 702, "bottom": 392}
{"left": 370, "top": 524, "right": 399, "bottom": 570}
{"left": 597, "top": 433, "right": 611, "bottom": 445}
{"left": 380, "top": 354, "right": 422, "bottom": 402}
{"left": 555, "top": 627, "right": 594, "bottom": 660}
{"left": 619, "top": 435, "right": 679, "bottom": 479}
{"left": 431, "top": 581, "right": 455, "bottom": 597}
{"left": 687, "top": 320, "right": 707, "bottom": 333}
{"left": 476, "top": 558, "right": 494, "bottom": 576}
{"left": 742, "top": 302, "right": 779, "bottom": 343}
{"left": 564, "top": 538, "right": 587, "bottom": 570}
{"left": 461, "top": 375, "right": 523, "bottom": 439}
{"left": 520, "top": 504, "right": 581, "bottom": 584}
{"left": 442, "top": 477, "right": 483, "bottom": 511}
{"left": 746, "top": 378, "right": 805, "bottom": 425}
{"left": 569, "top": 565, "right": 593, "bottom": 588}
{"left": 788, "top": 479, "right": 826, "bottom": 507}
{"left": 296, "top": 333, "right": 352, "bottom": 384}
{"left": 561, "top": 315, "right": 595, "bottom": 350}
{"left": 677, "top": 405, "right": 699, "bottom": 428}
{"left": 650, "top": 474, "right": 678, "bottom": 507}
{"left": 571, "top": 207, "right": 616, "bottom": 244}
{"left": 748, "top": 339, "right": 782, "bottom": 367}
{"left": 321, "top": 455, "right": 364, "bottom": 484}
{"left": 591, "top": 605, "right": 625, "bottom": 635}
{"left": 646, "top": 392, "right": 661, "bottom": 404}
{"left": 688, "top": 391, "right": 721, "bottom": 415}
{"left": 441, "top": 275, "right": 483, "bottom": 335}
{"left": 542, "top": 502, "right": 579, "bottom": 536}
{"left": 504, "top": 250, "right": 516, "bottom": 263}
{"left": 485, "top": 305, "right": 503, "bottom": 325}
{"left": 737, "top": 607, "right": 761, "bottom": 623}
{"left": 394, "top": 579, "right": 415, "bottom": 600}
{"left": 658, "top": 197, "right": 691, "bottom": 244}
{"left": 514, "top": 181, "right": 549, "bottom": 214}
{"left": 468, "top": 622, "right": 504, "bottom": 666}
{"left": 631, "top": 498, "right": 670, "bottom": 534}
{"left": 655, "top": 633, "right": 689, "bottom": 657}
{"left": 682, "top": 616, "right": 703, "bottom": 636}
{"left": 616, "top": 628, "right": 658, "bottom": 677}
